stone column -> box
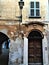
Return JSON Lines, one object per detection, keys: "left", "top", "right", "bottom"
{"left": 42, "top": 34, "right": 48, "bottom": 65}
{"left": 23, "top": 37, "right": 28, "bottom": 65}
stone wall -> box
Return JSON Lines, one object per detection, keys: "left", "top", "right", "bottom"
{"left": 9, "top": 37, "right": 24, "bottom": 65}
{"left": 46, "top": 30, "right": 49, "bottom": 64}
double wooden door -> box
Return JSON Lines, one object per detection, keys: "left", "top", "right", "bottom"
{"left": 28, "top": 39, "right": 42, "bottom": 65}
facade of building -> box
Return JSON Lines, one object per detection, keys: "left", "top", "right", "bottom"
{"left": 0, "top": 0, "right": 49, "bottom": 65}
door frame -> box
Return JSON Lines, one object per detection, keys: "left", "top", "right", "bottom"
{"left": 28, "top": 30, "right": 43, "bottom": 65}
{"left": 23, "top": 32, "right": 48, "bottom": 65}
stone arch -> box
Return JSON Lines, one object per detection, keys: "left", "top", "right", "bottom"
{"left": 0, "top": 32, "right": 9, "bottom": 43}
{"left": 0, "top": 32, "right": 10, "bottom": 53}
{"left": 27, "top": 29, "right": 44, "bottom": 39}
{"left": 0, "top": 32, "right": 10, "bottom": 65}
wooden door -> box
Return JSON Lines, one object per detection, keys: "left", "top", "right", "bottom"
{"left": 28, "top": 39, "right": 42, "bottom": 65}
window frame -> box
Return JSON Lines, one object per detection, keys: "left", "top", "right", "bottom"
{"left": 29, "top": 1, "right": 41, "bottom": 18}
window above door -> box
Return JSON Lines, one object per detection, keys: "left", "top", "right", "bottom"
{"left": 29, "top": 2, "right": 41, "bottom": 18}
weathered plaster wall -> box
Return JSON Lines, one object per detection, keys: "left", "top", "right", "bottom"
{"left": 0, "top": 0, "right": 48, "bottom": 22}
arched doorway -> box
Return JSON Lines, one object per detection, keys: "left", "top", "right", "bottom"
{"left": 0, "top": 32, "right": 10, "bottom": 65}
{"left": 28, "top": 30, "right": 44, "bottom": 65}
{"left": 0, "top": 32, "right": 10, "bottom": 49}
